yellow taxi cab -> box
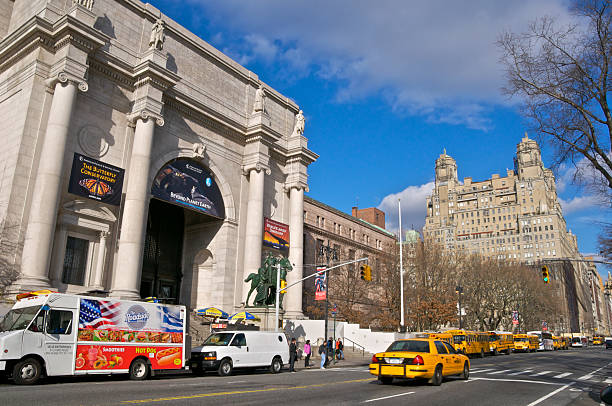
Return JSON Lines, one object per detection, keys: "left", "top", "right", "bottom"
{"left": 552, "top": 336, "right": 561, "bottom": 350}
{"left": 593, "top": 336, "right": 604, "bottom": 345}
{"left": 369, "top": 338, "right": 470, "bottom": 386}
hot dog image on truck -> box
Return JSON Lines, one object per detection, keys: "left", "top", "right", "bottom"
{"left": 0, "top": 291, "right": 187, "bottom": 384}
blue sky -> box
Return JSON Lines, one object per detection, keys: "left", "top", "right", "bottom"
{"left": 149, "top": 0, "right": 611, "bottom": 277}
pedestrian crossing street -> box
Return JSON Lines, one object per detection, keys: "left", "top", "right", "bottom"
{"left": 470, "top": 367, "right": 608, "bottom": 382}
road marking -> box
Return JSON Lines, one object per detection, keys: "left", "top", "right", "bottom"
{"left": 578, "top": 374, "right": 593, "bottom": 380}
{"left": 530, "top": 371, "right": 552, "bottom": 376}
{"left": 605, "top": 378, "right": 612, "bottom": 384}
{"left": 470, "top": 369, "right": 494, "bottom": 374}
{"left": 509, "top": 370, "right": 533, "bottom": 376}
{"left": 120, "top": 378, "right": 374, "bottom": 404}
{"left": 525, "top": 382, "right": 574, "bottom": 406}
{"left": 226, "top": 381, "right": 246, "bottom": 384}
{"left": 363, "top": 391, "right": 415, "bottom": 403}
{"left": 488, "top": 369, "right": 512, "bottom": 375}
{"left": 553, "top": 372, "right": 572, "bottom": 378}
{"left": 470, "top": 377, "right": 564, "bottom": 386}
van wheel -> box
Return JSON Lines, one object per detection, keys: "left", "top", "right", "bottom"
{"left": 480, "top": 350, "right": 485, "bottom": 358}
{"left": 218, "top": 359, "right": 233, "bottom": 377}
{"left": 461, "top": 362, "right": 469, "bottom": 380}
{"left": 129, "top": 358, "right": 149, "bottom": 380}
{"left": 430, "top": 365, "right": 443, "bottom": 386}
{"left": 13, "top": 358, "right": 43, "bottom": 385}
{"left": 270, "top": 357, "right": 282, "bottom": 374}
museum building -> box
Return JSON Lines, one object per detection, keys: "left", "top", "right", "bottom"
{"left": 0, "top": 0, "right": 317, "bottom": 317}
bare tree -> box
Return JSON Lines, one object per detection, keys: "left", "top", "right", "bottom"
{"left": 598, "top": 221, "right": 612, "bottom": 263}
{"left": 0, "top": 217, "right": 20, "bottom": 297}
{"left": 498, "top": 0, "right": 612, "bottom": 199}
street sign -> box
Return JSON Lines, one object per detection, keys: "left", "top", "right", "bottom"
{"left": 512, "top": 311, "right": 519, "bottom": 325}
{"left": 542, "top": 320, "right": 548, "bottom": 331}
{"left": 331, "top": 304, "right": 337, "bottom": 316}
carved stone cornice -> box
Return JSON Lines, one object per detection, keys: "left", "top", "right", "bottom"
{"left": 127, "top": 110, "right": 165, "bottom": 127}
{"left": 132, "top": 58, "right": 180, "bottom": 93}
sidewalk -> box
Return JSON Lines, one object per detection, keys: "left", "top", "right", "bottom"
{"left": 292, "top": 355, "right": 371, "bottom": 371}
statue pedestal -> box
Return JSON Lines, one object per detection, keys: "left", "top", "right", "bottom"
{"left": 246, "top": 307, "right": 285, "bottom": 331}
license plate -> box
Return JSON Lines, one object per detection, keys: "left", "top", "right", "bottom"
{"left": 387, "top": 358, "right": 402, "bottom": 364}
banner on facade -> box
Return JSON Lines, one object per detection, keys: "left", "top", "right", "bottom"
{"left": 263, "top": 218, "right": 290, "bottom": 251}
{"left": 314, "top": 266, "right": 327, "bottom": 301}
{"left": 512, "top": 311, "right": 519, "bottom": 325}
{"left": 151, "top": 159, "right": 225, "bottom": 219}
{"left": 68, "top": 153, "right": 125, "bottom": 206}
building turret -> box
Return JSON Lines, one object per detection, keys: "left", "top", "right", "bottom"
{"left": 515, "top": 133, "right": 544, "bottom": 180}
{"left": 435, "top": 149, "right": 458, "bottom": 189}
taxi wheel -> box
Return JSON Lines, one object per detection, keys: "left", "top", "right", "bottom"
{"left": 378, "top": 377, "right": 393, "bottom": 385}
{"left": 461, "top": 362, "right": 469, "bottom": 380}
{"left": 430, "top": 365, "right": 443, "bottom": 386}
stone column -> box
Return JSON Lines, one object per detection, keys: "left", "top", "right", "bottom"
{"left": 242, "top": 167, "right": 265, "bottom": 304}
{"left": 49, "top": 223, "right": 69, "bottom": 284}
{"left": 110, "top": 113, "right": 162, "bottom": 299}
{"left": 18, "top": 73, "right": 87, "bottom": 290}
{"left": 285, "top": 186, "right": 304, "bottom": 318}
{"left": 92, "top": 231, "right": 108, "bottom": 288}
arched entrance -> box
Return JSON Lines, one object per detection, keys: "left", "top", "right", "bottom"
{"left": 140, "top": 158, "right": 226, "bottom": 304}
{"left": 140, "top": 199, "right": 184, "bottom": 302}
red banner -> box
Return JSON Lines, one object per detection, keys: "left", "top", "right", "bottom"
{"left": 75, "top": 344, "right": 183, "bottom": 371}
{"left": 263, "top": 218, "right": 290, "bottom": 251}
{"left": 315, "top": 267, "right": 327, "bottom": 301}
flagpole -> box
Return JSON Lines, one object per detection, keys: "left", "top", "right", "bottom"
{"left": 398, "top": 199, "right": 405, "bottom": 330}
{"left": 275, "top": 261, "right": 281, "bottom": 332}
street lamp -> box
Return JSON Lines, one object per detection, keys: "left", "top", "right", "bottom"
{"left": 455, "top": 285, "right": 464, "bottom": 329}
{"left": 319, "top": 241, "right": 338, "bottom": 343}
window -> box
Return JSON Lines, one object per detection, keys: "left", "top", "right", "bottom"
{"left": 435, "top": 341, "right": 448, "bottom": 354}
{"left": 231, "top": 333, "right": 247, "bottom": 347}
{"left": 62, "top": 236, "right": 89, "bottom": 285}
{"left": 46, "top": 310, "right": 73, "bottom": 335}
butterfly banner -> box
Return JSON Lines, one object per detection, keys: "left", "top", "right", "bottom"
{"left": 68, "top": 153, "right": 125, "bottom": 206}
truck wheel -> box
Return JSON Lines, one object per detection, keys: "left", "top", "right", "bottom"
{"left": 13, "top": 358, "right": 42, "bottom": 385}
{"left": 270, "top": 357, "right": 282, "bottom": 374}
{"left": 218, "top": 359, "right": 233, "bottom": 377}
{"left": 129, "top": 358, "right": 149, "bottom": 380}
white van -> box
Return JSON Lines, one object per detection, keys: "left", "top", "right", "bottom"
{"left": 190, "top": 331, "right": 289, "bottom": 376}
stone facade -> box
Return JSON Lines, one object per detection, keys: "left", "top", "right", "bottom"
{"left": 302, "top": 197, "right": 396, "bottom": 317}
{"left": 0, "top": 0, "right": 317, "bottom": 317}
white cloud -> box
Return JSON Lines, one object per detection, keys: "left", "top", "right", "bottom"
{"left": 377, "top": 182, "right": 435, "bottom": 233}
{"left": 182, "top": 0, "right": 574, "bottom": 130}
{"left": 559, "top": 195, "right": 603, "bottom": 215}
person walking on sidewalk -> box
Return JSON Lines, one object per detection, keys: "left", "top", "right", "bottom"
{"left": 336, "top": 338, "right": 344, "bottom": 360}
{"left": 319, "top": 341, "right": 326, "bottom": 369}
{"left": 289, "top": 338, "right": 298, "bottom": 372}
{"left": 304, "top": 340, "right": 312, "bottom": 368}
{"left": 326, "top": 337, "right": 334, "bottom": 365}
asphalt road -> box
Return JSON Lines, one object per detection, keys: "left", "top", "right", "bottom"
{"left": 1, "top": 347, "right": 611, "bottom": 405}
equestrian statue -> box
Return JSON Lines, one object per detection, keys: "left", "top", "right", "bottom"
{"left": 244, "top": 253, "right": 292, "bottom": 307}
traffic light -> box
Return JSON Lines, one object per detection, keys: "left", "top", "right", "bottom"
{"left": 280, "top": 279, "right": 287, "bottom": 294}
{"left": 541, "top": 265, "right": 550, "bottom": 284}
{"left": 360, "top": 264, "right": 372, "bottom": 281}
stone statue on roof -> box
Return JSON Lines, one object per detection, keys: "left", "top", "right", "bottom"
{"left": 253, "top": 84, "right": 266, "bottom": 114}
{"left": 149, "top": 18, "right": 166, "bottom": 51}
{"left": 292, "top": 110, "right": 305, "bottom": 136}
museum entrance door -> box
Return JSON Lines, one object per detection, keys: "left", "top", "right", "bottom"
{"left": 140, "top": 198, "right": 184, "bottom": 303}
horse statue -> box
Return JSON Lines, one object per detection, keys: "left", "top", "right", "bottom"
{"left": 243, "top": 254, "right": 293, "bottom": 307}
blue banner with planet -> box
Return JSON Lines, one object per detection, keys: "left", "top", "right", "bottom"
{"left": 151, "top": 159, "right": 225, "bottom": 219}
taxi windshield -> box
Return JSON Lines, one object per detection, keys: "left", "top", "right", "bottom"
{"left": 202, "top": 333, "right": 234, "bottom": 346}
{"left": 0, "top": 306, "right": 42, "bottom": 332}
{"left": 386, "top": 340, "right": 430, "bottom": 353}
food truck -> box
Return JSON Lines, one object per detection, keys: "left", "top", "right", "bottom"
{"left": 0, "top": 291, "right": 188, "bottom": 384}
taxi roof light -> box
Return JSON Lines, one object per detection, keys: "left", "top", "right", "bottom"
{"left": 412, "top": 355, "right": 424, "bottom": 365}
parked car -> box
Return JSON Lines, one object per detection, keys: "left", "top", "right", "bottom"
{"left": 605, "top": 337, "right": 612, "bottom": 349}
{"left": 190, "top": 331, "right": 289, "bottom": 376}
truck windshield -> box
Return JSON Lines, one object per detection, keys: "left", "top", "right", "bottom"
{"left": 0, "top": 306, "right": 42, "bottom": 332}
{"left": 202, "top": 333, "right": 234, "bottom": 346}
